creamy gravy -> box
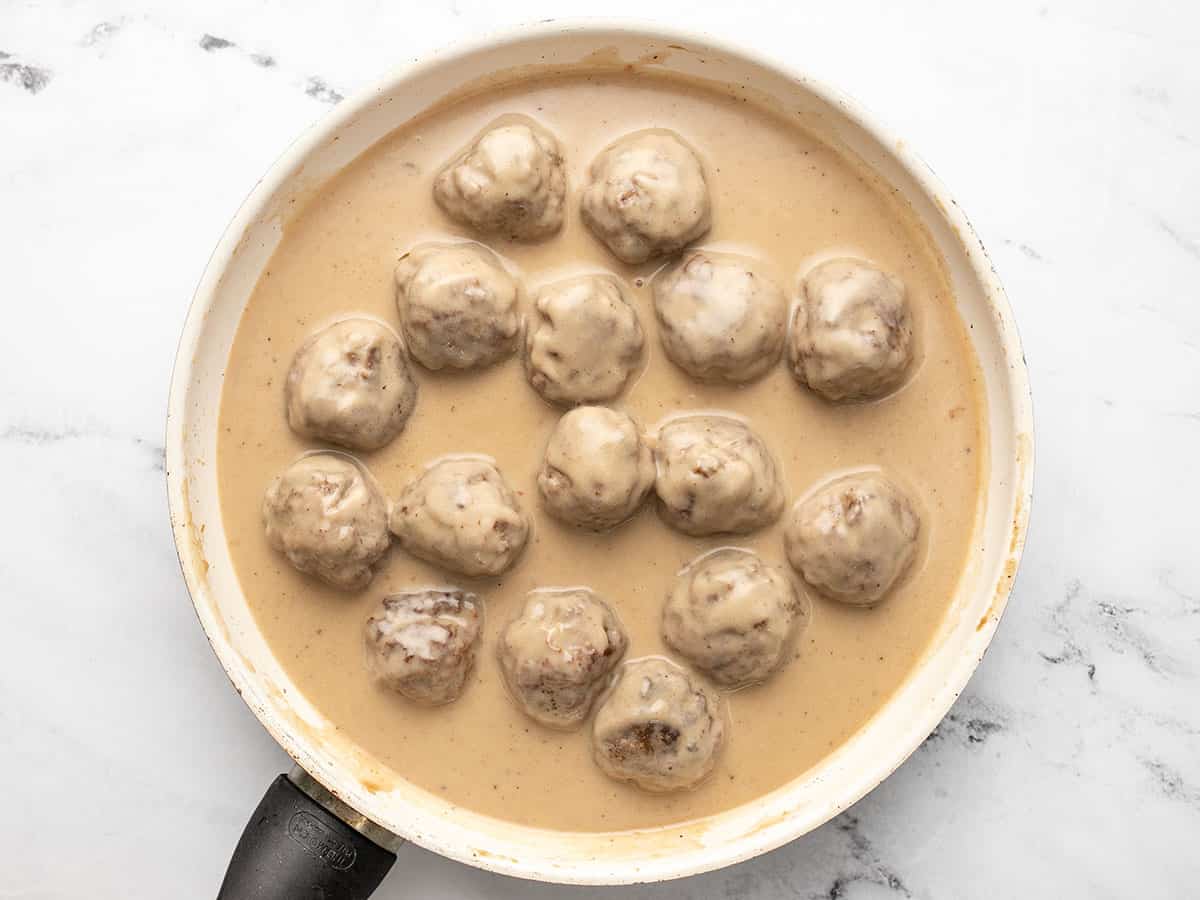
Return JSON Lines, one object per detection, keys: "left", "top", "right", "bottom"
{"left": 216, "top": 70, "right": 985, "bottom": 832}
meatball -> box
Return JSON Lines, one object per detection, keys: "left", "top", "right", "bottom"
{"left": 498, "top": 588, "right": 628, "bottom": 729}
{"left": 789, "top": 258, "right": 914, "bottom": 401}
{"left": 663, "top": 548, "right": 810, "bottom": 688}
{"left": 524, "top": 275, "right": 644, "bottom": 405}
{"left": 394, "top": 242, "right": 522, "bottom": 371}
{"left": 784, "top": 472, "right": 920, "bottom": 605}
{"left": 262, "top": 453, "right": 390, "bottom": 590}
{"left": 591, "top": 657, "right": 724, "bottom": 792}
{"left": 389, "top": 456, "right": 529, "bottom": 577}
{"left": 284, "top": 318, "right": 418, "bottom": 451}
{"left": 433, "top": 117, "right": 566, "bottom": 241}
{"left": 364, "top": 588, "right": 482, "bottom": 705}
{"left": 653, "top": 415, "right": 784, "bottom": 536}
{"left": 538, "top": 407, "right": 655, "bottom": 530}
{"left": 653, "top": 251, "right": 787, "bottom": 383}
{"left": 580, "top": 130, "right": 712, "bottom": 264}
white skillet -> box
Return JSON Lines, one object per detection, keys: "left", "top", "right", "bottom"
{"left": 166, "top": 20, "right": 1034, "bottom": 898}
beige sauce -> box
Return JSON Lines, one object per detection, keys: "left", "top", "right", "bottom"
{"left": 217, "top": 71, "right": 985, "bottom": 832}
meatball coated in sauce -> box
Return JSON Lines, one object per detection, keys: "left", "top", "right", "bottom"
{"left": 663, "top": 548, "right": 809, "bottom": 688}
{"left": 580, "top": 130, "right": 712, "bottom": 265}
{"left": 653, "top": 415, "right": 784, "bottom": 536}
{"left": 390, "top": 456, "right": 529, "bottom": 577}
{"left": 525, "top": 275, "right": 644, "bottom": 406}
{"left": 498, "top": 588, "right": 628, "bottom": 729}
{"left": 538, "top": 406, "right": 655, "bottom": 530}
{"left": 394, "top": 242, "right": 522, "bottom": 371}
{"left": 653, "top": 251, "right": 787, "bottom": 383}
{"left": 433, "top": 118, "right": 566, "bottom": 241}
{"left": 591, "top": 657, "right": 724, "bottom": 792}
{"left": 364, "top": 588, "right": 482, "bottom": 705}
{"left": 262, "top": 453, "right": 390, "bottom": 591}
{"left": 789, "top": 258, "right": 914, "bottom": 401}
{"left": 784, "top": 472, "right": 920, "bottom": 606}
{"left": 284, "top": 318, "right": 417, "bottom": 451}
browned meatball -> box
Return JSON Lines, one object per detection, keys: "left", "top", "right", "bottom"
{"left": 364, "top": 589, "right": 482, "bottom": 705}
{"left": 653, "top": 415, "right": 784, "bottom": 536}
{"left": 653, "top": 251, "right": 787, "bottom": 383}
{"left": 591, "top": 657, "right": 725, "bottom": 792}
{"left": 784, "top": 472, "right": 920, "bottom": 605}
{"left": 524, "top": 274, "right": 644, "bottom": 405}
{"left": 580, "top": 130, "right": 711, "bottom": 264}
{"left": 498, "top": 588, "right": 628, "bottom": 729}
{"left": 389, "top": 457, "right": 529, "bottom": 577}
{"left": 262, "top": 453, "right": 390, "bottom": 590}
{"left": 433, "top": 117, "right": 566, "bottom": 241}
{"left": 538, "top": 406, "right": 655, "bottom": 530}
{"left": 663, "top": 548, "right": 810, "bottom": 688}
{"left": 285, "top": 318, "right": 417, "bottom": 451}
{"left": 789, "top": 258, "right": 914, "bottom": 401}
{"left": 394, "top": 242, "right": 522, "bottom": 371}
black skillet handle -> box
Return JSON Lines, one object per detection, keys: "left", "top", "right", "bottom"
{"left": 217, "top": 774, "right": 396, "bottom": 900}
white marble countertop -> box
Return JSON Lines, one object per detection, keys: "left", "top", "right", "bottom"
{"left": 2, "top": 1, "right": 1197, "bottom": 897}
